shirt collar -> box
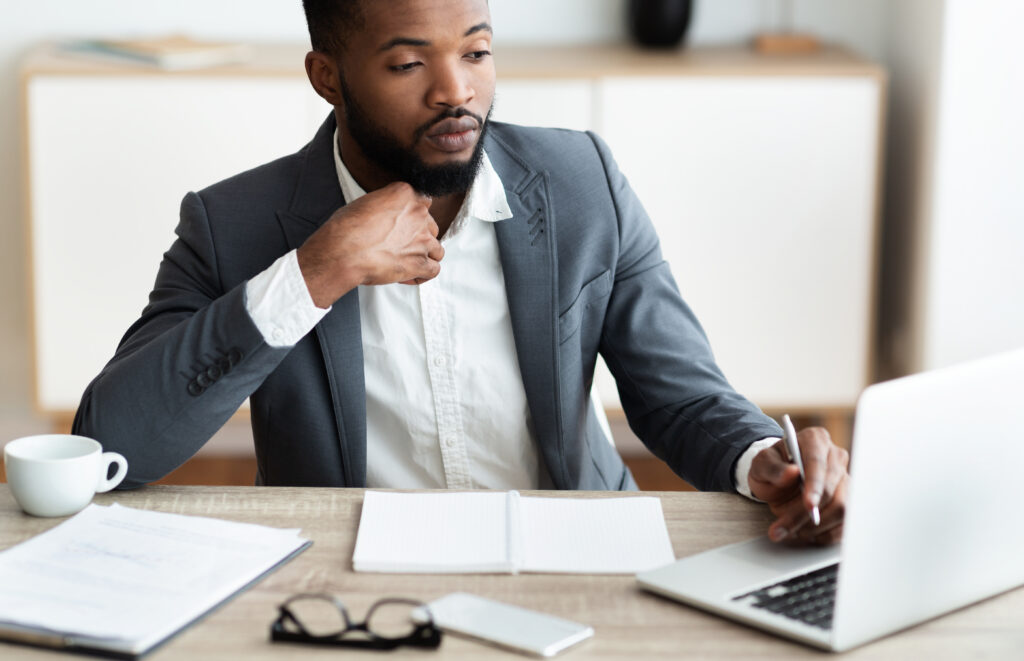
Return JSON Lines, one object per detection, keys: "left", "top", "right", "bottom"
{"left": 332, "top": 128, "right": 513, "bottom": 228}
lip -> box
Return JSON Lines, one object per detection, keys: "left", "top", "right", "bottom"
{"left": 424, "top": 117, "right": 479, "bottom": 153}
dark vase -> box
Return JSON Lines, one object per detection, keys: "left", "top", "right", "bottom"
{"left": 628, "top": 0, "right": 694, "bottom": 48}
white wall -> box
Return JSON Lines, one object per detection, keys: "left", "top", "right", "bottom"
{"left": 879, "top": 0, "right": 1024, "bottom": 375}
{"left": 923, "top": 0, "right": 1024, "bottom": 369}
{"left": 876, "top": 0, "right": 947, "bottom": 378}
{"left": 0, "top": 1, "right": 887, "bottom": 433}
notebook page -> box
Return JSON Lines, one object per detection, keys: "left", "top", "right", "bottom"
{"left": 519, "top": 497, "right": 675, "bottom": 574}
{"left": 352, "top": 491, "right": 514, "bottom": 573}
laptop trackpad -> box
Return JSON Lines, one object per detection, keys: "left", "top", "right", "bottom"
{"left": 638, "top": 537, "right": 841, "bottom": 600}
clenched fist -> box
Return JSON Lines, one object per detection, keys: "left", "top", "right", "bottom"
{"left": 297, "top": 182, "right": 445, "bottom": 308}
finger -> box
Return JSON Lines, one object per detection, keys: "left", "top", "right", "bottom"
{"left": 768, "top": 503, "right": 812, "bottom": 542}
{"left": 384, "top": 181, "right": 416, "bottom": 198}
{"left": 791, "top": 474, "right": 848, "bottom": 543}
{"left": 419, "top": 257, "right": 441, "bottom": 280}
{"left": 427, "top": 240, "right": 445, "bottom": 262}
{"left": 812, "top": 523, "right": 843, "bottom": 546}
{"left": 819, "top": 445, "right": 850, "bottom": 508}
{"left": 426, "top": 216, "right": 440, "bottom": 238}
{"left": 799, "top": 428, "right": 831, "bottom": 511}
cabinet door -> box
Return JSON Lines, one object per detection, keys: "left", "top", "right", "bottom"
{"left": 491, "top": 79, "right": 594, "bottom": 131}
{"left": 596, "top": 76, "right": 880, "bottom": 408}
{"left": 28, "top": 75, "right": 325, "bottom": 412}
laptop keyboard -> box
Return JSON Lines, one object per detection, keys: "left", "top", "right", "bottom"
{"left": 732, "top": 563, "right": 839, "bottom": 630}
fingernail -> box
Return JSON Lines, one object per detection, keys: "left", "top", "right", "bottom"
{"left": 811, "top": 507, "right": 821, "bottom": 526}
{"left": 771, "top": 527, "right": 788, "bottom": 541}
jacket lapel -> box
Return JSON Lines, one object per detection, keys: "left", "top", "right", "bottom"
{"left": 276, "top": 113, "right": 367, "bottom": 487}
{"left": 487, "top": 132, "right": 567, "bottom": 488}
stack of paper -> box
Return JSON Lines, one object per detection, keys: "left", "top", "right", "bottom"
{"left": 353, "top": 491, "right": 676, "bottom": 574}
{"left": 0, "top": 504, "right": 309, "bottom": 658}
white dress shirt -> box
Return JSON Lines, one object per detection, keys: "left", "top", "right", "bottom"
{"left": 243, "top": 130, "right": 769, "bottom": 495}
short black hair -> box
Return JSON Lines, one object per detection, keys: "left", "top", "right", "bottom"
{"left": 302, "top": 0, "right": 365, "bottom": 55}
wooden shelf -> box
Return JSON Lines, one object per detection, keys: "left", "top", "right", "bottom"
{"left": 23, "top": 42, "right": 883, "bottom": 80}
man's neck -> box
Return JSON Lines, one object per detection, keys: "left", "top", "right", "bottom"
{"left": 427, "top": 194, "right": 465, "bottom": 238}
{"left": 337, "top": 131, "right": 465, "bottom": 238}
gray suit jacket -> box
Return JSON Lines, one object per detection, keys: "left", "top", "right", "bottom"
{"left": 73, "top": 114, "right": 781, "bottom": 491}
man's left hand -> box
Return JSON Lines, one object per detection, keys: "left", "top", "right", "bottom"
{"left": 748, "top": 426, "right": 850, "bottom": 545}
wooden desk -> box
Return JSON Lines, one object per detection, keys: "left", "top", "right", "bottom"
{"left": 1, "top": 486, "right": 1021, "bottom": 659}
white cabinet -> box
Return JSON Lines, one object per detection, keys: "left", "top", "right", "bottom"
{"left": 596, "top": 76, "right": 880, "bottom": 408}
{"left": 492, "top": 79, "right": 594, "bottom": 131}
{"left": 25, "top": 54, "right": 327, "bottom": 412}
{"left": 493, "top": 49, "right": 884, "bottom": 412}
{"left": 24, "top": 44, "right": 883, "bottom": 418}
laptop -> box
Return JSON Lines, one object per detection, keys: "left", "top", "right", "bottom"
{"left": 636, "top": 348, "right": 1024, "bottom": 651}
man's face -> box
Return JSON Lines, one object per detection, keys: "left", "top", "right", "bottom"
{"left": 335, "top": 0, "right": 496, "bottom": 196}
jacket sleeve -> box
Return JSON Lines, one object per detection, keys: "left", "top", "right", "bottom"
{"left": 587, "top": 131, "right": 782, "bottom": 491}
{"left": 72, "top": 192, "right": 292, "bottom": 487}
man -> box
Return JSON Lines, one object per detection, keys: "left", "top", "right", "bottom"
{"left": 74, "top": 0, "right": 849, "bottom": 545}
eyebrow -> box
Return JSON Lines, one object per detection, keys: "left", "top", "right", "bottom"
{"left": 377, "top": 23, "right": 493, "bottom": 52}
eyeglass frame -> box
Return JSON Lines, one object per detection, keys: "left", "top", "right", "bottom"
{"left": 270, "top": 593, "right": 442, "bottom": 650}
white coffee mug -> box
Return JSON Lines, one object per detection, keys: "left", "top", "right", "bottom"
{"left": 4, "top": 434, "right": 128, "bottom": 517}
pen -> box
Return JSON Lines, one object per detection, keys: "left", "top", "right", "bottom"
{"left": 781, "top": 414, "right": 821, "bottom": 527}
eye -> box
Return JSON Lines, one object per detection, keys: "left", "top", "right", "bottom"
{"left": 389, "top": 61, "right": 421, "bottom": 73}
{"left": 464, "top": 50, "right": 491, "bottom": 62}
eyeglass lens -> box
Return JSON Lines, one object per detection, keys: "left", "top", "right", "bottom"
{"left": 284, "top": 595, "right": 351, "bottom": 637}
{"left": 364, "top": 599, "right": 422, "bottom": 639}
{"left": 283, "top": 595, "right": 424, "bottom": 640}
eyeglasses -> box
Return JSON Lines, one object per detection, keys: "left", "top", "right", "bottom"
{"left": 270, "top": 594, "right": 442, "bottom": 650}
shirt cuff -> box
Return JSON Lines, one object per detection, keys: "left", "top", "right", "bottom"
{"left": 245, "top": 250, "right": 330, "bottom": 348}
{"left": 733, "top": 437, "right": 780, "bottom": 502}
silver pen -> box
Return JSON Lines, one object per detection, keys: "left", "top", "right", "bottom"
{"left": 781, "top": 414, "right": 821, "bottom": 526}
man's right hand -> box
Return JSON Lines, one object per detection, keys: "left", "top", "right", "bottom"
{"left": 296, "top": 182, "right": 444, "bottom": 308}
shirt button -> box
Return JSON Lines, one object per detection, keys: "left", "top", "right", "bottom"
{"left": 433, "top": 355, "right": 447, "bottom": 367}
{"left": 444, "top": 436, "right": 457, "bottom": 449}
{"left": 271, "top": 327, "right": 285, "bottom": 342}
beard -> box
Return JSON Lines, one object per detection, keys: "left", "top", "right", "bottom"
{"left": 339, "top": 77, "right": 492, "bottom": 197}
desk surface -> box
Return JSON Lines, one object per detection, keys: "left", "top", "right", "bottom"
{"left": 1, "top": 486, "right": 1021, "bottom": 659}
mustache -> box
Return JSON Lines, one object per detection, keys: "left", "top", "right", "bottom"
{"left": 413, "top": 108, "right": 485, "bottom": 142}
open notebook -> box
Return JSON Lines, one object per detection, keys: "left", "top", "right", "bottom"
{"left": 352, "top": 491, "right": 675, "bottom": 574}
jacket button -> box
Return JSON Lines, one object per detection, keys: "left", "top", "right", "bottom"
{"left": 227, "top": 348, "right": 243, "bottom": 366}
{"left": 196, "top": 372, "right": 211, "bottom": 388}
{"left": 206, "top": 365, "right": 222, "bottom": 381}
{"left": 187, "top": 381, "right": 204, "bottom": 396}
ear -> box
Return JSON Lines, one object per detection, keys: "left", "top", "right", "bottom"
{"left": 305, "top": 51, "right": 344, "bottom": 107}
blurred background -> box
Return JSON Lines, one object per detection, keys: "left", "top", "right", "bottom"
{"left": 2, "top": 0, "right": 1021, "bottom": 488}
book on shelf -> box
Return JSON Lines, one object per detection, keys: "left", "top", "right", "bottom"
{"left": 66, "top": 35, "right": 251, "bottom": 70}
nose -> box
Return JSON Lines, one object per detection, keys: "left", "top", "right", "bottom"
{"left": 426, "top": 58, "right": 474, "bottom": 109}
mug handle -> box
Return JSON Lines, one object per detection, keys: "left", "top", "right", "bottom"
{"left": 97, "top": 452, "right": 128, "bottom": 492}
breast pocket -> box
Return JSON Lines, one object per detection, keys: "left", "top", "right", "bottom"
{"left": 558, "top": 269, "right": 612, "bottom": 344}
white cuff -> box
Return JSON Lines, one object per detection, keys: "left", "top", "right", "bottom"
{"left": 734, "top": 437, "right": 780, "bottom": 502}
{"left": 245, "top": 250, "right": 330, "bottom": 348}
